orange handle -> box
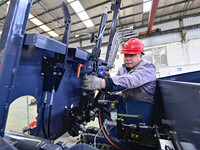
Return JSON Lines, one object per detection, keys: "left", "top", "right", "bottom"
{"left": 77, "top": 64, "right": 83, "bottom": 78}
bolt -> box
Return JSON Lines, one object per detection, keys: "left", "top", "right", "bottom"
{"left": 174, "top": 131, "right": 177, "bottom": 134}
{"left": 111, "top": 103, "right": 115, "bottom": 109}
{"left": 89, "top": 110, "right": 95, "bottom": 116}
{"left": 130, "top": 133, "right": 134, "bottom": 138}
{"left": 83, "top": 122, "right": 87, "bottom": 126}
{"left": 88, "top": 66, "right": 92, "bottom": 69}
{"left": 71, "top": 104, "right": 74, "bottom": 108}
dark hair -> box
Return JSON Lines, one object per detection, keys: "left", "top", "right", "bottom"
{"left": 141, "top": 52, "right": 145, "bottom": 55}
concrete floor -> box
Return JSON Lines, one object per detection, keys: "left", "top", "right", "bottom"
{"left": 6, "top": 96, "right": 37, "bottom": 132}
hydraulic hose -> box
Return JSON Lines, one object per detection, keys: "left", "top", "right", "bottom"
{"left": 42, "top": 92, "right": 48, "bottom": 138}
{"left": 48, "top": 89, "right": 55, "bottom": 138}
{"left": 98, "top": 110, "right": 122, "bottom": 150}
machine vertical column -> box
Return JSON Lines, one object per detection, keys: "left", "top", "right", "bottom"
{"left": 105, "top": 0, "right": 121, "bottom": 62}
{"left": 0, "top": 0, "right": 33, "bottom": 136}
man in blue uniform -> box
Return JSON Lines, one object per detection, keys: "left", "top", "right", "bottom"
{"left": 82, "top": 38, "right": 156, "bottom": 126}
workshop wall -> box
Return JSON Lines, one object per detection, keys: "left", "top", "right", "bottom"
{"left": 112, "top": 38, "right": 200, "bottom": 78}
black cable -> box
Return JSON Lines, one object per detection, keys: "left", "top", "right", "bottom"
{"left": 47, "top": 89, "right": 55, "bottom": 139}
{"left": 48, "top": 105, "right": 52, "bottom": 138}
{"left": 42, "top": 102, "right": 47, "bottom": 139}
{"left": 41, "top": 92, "right": 48, "bottom": 138}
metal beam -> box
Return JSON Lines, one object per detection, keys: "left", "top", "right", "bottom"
{"left": 0, "top": 0, "right": 41, "bottom": 20}
{"left": 26, "top": 0, "right": 110, "bottom": 31}
{"left": 147, "top": 0, "right": 160, "bottom": 33}
{"left": 0, "top": 0, "right": 9, "bottom": 7}
{"left": 66, "top": 6, "right": 200, "bottom": 39}
{"left": 68, "top": 11, "right": 200, "bottom": 44}
{"left": 26, "top": 0, "right": 155, "bottom": 31}
{"left": 39, "top": 0, "right": 189, "bottom": 36}
{"left": 0, "top": 0, "right": 32, "bottom": 136}
{"left": 105, "top": 0, "right": 121, "bottom": 61}
{"left": 75, "top": 23, "right": 200, "bottom": 49}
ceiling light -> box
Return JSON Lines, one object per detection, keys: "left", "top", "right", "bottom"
{"left": 67, "top": 0, "right": 75, "bottom": 3}
{"left": 47, "top": 31, "right": 59, "bottom": 37}
{"left": 75, "top": 32, "right": 91, "bottom": 38}
{"left": 28, "top": 13, "right": 34, "bottom": 19}
{"left": 77, "top": 11, "right": 89, "bottom": 21}
{"left": 39, "top": 25, "right": 51, "bottom": 32}
{"left": 30, "top": 18, "right": 43, "bottom": 26}
{"left": 70, "top": 1, "right": 84, "bottom": 13}
{"left": 143, "top": 0, "right": 152, "bottom": 13}
{"left": 75, "top": 34, "right": 79, "bottom": 38}
{"left": 83, "top": 20, "right": 94, "bottom": 28}
{"left": 69, "top": 0, "right": 94, "bottom": 28}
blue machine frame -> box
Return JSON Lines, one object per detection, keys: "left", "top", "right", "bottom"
{"left": 0, "top": 0, "right": 33, "bottom": 136}
{"left": 0, "top": 0, "right": 200, "bottom": 150}
{"left": 0, "top": 0, "right": 91, "bottom": 140}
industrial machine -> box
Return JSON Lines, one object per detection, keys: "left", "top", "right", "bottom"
{"left": 0, "top": 0, "right": 200, "bottom": 150}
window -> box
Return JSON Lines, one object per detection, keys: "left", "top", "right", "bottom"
{"left": 143, "top": 46, "right": 168, "bottom": 67}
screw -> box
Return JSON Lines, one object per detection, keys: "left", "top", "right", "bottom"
{"left": 174, "top": 131, "right": 177, "bottom": 134}
{"left": 111, "top": 103, "right": 115, "bottom": 109}
{"left": 130, "top": 133, "right": 134, "bottom": 138}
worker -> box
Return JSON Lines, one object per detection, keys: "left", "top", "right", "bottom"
{"left": 82, "top": 38, "right": 156, "bottom": 128}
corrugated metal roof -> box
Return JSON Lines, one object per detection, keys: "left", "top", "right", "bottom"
{"left": 0, "top": 0, "right": 200, "bottom": 46}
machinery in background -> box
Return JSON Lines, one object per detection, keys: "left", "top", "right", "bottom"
{"left": 0, "top": 0, "right": 200, "bottom": 150}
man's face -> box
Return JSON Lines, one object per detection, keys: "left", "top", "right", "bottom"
{"left": 124, "top": 53, "right": 142, "bottom": 69}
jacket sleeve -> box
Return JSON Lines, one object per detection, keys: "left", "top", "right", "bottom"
{"left": 111, "top": 63, "right": 156, "bottom": 89}
{"left": 104, "top": 78, "right": 126, "bottom": 91}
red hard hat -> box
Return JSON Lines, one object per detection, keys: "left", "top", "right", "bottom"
{"left": 121, "top": 38, "right": 144, "bottom": 54}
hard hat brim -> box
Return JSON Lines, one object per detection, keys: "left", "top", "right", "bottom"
{"left": 120, "top": 49, "right": 144, "bottom": 54}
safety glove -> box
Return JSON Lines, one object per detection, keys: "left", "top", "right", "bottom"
{"left": 82, "top": 75, "right": 102, "bottom": 90}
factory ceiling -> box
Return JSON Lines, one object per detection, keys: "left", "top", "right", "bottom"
{"left": 0, "top": 0, "right": 200, "bottom": 47}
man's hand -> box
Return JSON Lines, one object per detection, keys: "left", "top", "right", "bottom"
{"left": 82, "top": 75, "right": 103, "bottom": 90}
